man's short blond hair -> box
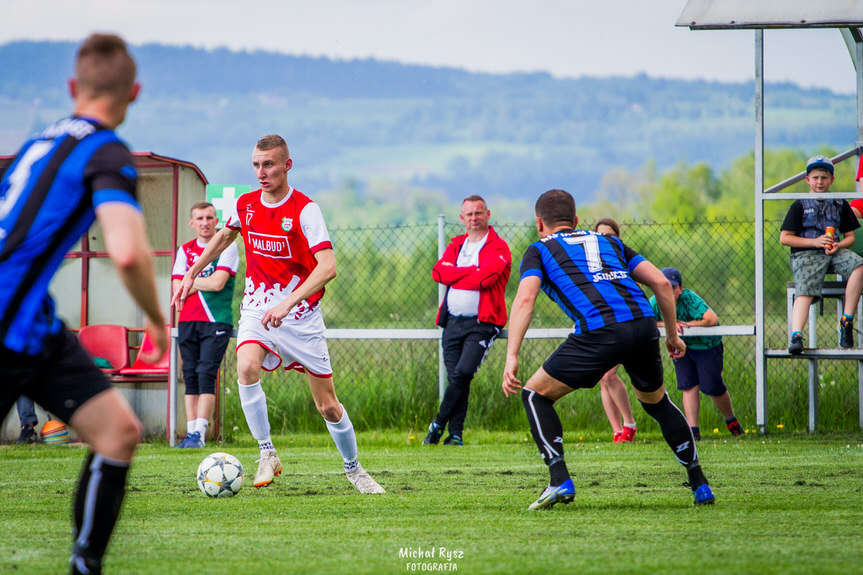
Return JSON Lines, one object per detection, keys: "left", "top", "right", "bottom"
{"left": 256, "top": 134, "right": 290, "bottom": 160}
{"left": 189, "top": 201, "right": 215, "bottom": 217}
{"left": 75, "top": 33, "right": 136, "bottom": 99}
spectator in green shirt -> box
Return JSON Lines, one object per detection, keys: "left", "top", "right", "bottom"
{"left": 649, "top": 267, "right": 743, "bottom": 440}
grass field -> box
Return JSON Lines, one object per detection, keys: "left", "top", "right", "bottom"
{"left": 2, "top": 431, "right": 862, "bottom": 575}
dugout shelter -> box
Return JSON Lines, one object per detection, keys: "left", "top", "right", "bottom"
{"left": 677, "top": 0, "right": 863, "bottom": 433}
{"left": 0, "top": 151, "right": 207, "bottom": 441}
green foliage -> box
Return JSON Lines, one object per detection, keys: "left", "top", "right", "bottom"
{"left": 0, "top": 42, "right": 856, "bottom": 207}
{"left": 218, "top": 211, "right": 862, "bottom": 434}
{"left": 2, "top": 435, "right": 862, "bottom": 574}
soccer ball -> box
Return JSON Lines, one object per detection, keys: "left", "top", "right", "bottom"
{"left": 196, "top": 452, "right": 244, "bottom": 498}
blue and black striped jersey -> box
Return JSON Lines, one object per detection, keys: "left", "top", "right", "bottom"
{"left": 519, "top": 229, "right": 655, "bottom": 334}
{"left": 0, "top": 116, "right": 139, "bottom": 355}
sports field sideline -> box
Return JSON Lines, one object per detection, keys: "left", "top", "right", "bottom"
{"left": 2, "top": 431, "right": 861, "bottom": 574}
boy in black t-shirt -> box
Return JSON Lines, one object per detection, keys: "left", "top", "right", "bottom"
{"left": 780, "top": 155, "right": 863, "bottom": 353}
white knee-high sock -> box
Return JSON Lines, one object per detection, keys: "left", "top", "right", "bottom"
{"left": 194, "top": 418, "right": 209, "bottom": 437}
{"left": 325, "top": 404, "right": 358, "bottom": 467}
{"left": 238, "top": 381, "right": 274, "bottom": 452}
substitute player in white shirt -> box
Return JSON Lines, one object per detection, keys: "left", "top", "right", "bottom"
{"left": 172, "top": 134, "right": 384, "bottom": 494}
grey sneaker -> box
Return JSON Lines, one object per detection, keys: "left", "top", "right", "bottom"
{"left": 254, "top": 450, "right": 282, "bottom": 488}
{"left": 346, "top": 462, "right": 385, "bottom": 494}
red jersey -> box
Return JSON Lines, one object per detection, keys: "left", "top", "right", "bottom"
{"left": 226, "top": 187, "right": 332, "bottom": 316}
{"left": 171, "top": 238, "right": 239, "bottom": 323}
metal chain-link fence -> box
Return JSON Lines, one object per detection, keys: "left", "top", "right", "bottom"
{"left": 214, "top": 218, "right": 862, "bottom": 438}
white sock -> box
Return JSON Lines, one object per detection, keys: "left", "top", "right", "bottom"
{"left": 325, "top": 404, "right": 358, "bottom": 470}
{"left": 624, "top": 423, "right": 637, "bottom": 430}
{"left": 194, "top": 418, "right": 209, "bottom": 437}
{"left": 238, "top": 381, "right": 274, "bottom": 451}
{"left": 186, "top": 421, "right": 195, "bottom": 434}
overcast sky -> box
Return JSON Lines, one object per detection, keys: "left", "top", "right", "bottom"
{"left": 2, "top": 0, "right": 859, "bottom": 94}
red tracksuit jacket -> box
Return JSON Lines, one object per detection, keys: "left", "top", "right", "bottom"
{"left": 433, "top": 226, "right": 511, "bottom": 328}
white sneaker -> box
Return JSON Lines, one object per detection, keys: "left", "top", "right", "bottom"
{"left": 254, "top": 450, "right": 282, "bottom": 488}
{"left": 346, "top": 462, "right": 385, "bottom": 494}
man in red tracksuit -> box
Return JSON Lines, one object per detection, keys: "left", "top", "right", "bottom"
{"left": 424, "top": 195, "right": 511, "bottom": 446}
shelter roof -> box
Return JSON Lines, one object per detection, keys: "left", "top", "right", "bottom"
{"left": 0, "top": 152, "right": 208, "bottom": 185}
{"left": 677, "top": 0, "right": 863, "bottom": 30}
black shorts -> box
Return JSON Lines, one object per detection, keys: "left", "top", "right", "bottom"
{"left": 542, "top": 317, "right": 664, "bottom": 393}
{"left": 178, "top": 321, "right": 232, "bottom": 395}
{"left": 0, "top": 326, "right": 112, "bottom": 425}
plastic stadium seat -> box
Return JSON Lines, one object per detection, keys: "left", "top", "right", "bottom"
{"left": 77, "top": 324, "right": 130, "bottom": 374}
{"left": 117, "top": 325, "right": 171, "bottom": 376}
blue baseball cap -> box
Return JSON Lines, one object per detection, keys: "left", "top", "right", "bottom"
{"left": 806, "top": 155, "right": 834, "bottom": 175}
{"left": 661, "top": 267, "right": 682, "bottom": 287}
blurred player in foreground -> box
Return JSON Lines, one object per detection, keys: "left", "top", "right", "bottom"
{"left": 502, "top": 189, "right": 713, "bottom": 509}
{"left": 173, "top": 134, "right": 384, "bottom": 494}
{"left": 0, "top": 34, "right": 168, "bottom": 574}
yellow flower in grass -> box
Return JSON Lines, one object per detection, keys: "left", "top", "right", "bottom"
{"left": 713, "top": 428, "right": 719, "bottom": 434}
{"left": 777, "top": 424, "right": 784, "bottom": 429}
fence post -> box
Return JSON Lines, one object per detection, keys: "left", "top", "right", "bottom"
{"left": 168, "top": 327, "right": 178, "bottom": 446}
{"left": 754, "top": 29, "right": 768, "bottom": 435}
{"left": 438, "top": 214, "right": 446, "bottom": 403}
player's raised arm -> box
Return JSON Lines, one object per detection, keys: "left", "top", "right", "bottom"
{"left": 97, "top": 201, "right": 167, "bottom": 363}
{"left": 632, "top": 259, "right": 685, "bottom": 359}
{"left": 172, "top": 226, "right": 239, "bottom": 311}
{"left": 502, "top": 275, "right": 541, "bottom": 396}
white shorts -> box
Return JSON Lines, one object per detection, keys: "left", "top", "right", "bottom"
{"left": 236, "top": 307, "right": 332, "bottom": 377}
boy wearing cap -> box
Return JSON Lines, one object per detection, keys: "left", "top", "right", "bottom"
{"left": 780, "top": 155, "right": 863, "bottom": 354}
{"left": 648, "top": 268, "right": 743, "bottom": 440}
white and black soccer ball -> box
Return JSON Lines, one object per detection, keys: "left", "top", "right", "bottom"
{"left": 196, "top": 452, "right": 244, "bottom": 498}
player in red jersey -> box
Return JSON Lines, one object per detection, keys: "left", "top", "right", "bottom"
{"left": 173, "top": 135, "right": 383, "bottom": 494}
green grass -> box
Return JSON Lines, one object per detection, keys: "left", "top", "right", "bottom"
{"left": 2, "top": 431, "right": 862, "bottom": 574}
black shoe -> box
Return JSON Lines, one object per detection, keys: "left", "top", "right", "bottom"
{"left": 16, "top": 424, "right": 37, "bottom": 444}
{"left": 788, "top": 333, "right": 804, "bottom": 355}
{"left": 70, "top": 555, "right": 102, "bottom": 575}
{"left": 422, "top": 422, "right": 443, "bottom": 445}
{"left": 839, "top": 318, "right": 854, "bottom": 348}
{"left": 443, "top": 434, "right": 463, "bottom": 446}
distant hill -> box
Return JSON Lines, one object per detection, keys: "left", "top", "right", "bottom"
{"left": 0, "top": 41, "right": 856, "bottom": 208}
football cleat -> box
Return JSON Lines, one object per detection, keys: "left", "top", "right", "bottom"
{"left": 726, "top": 419, "right": 744, "bottom": 436}
{"left": 346, "top": 462, "right": 385, "bottom": 494}
{"left": 254, "top": 450, "right": 282, "bottom": 487}
{"left": 422, "top": 421, "right": 444, "bottom": 445}
{"left": 70, "top": 553, "right": 102, "bottom": 575}
{"left": 528, "top": 479, "right": 575, "bottom": 510}
{"left": 693, "top": 483, "right": 715, "bottom": 505}
{"left": 442, "top": 434, "right": 463, "bottom": 446}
